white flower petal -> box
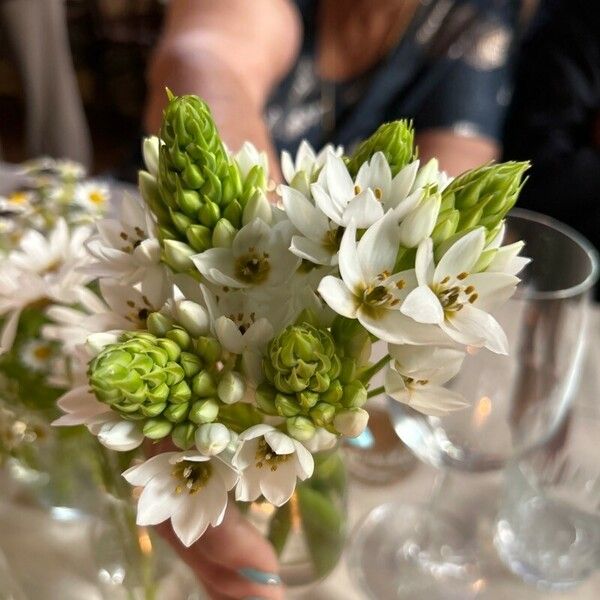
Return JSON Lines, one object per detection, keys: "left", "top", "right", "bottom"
{"left": 290, "top": 235, "right": 335, "bottom": 266}
{"left": 264, "top": 430, "right": 295, "bottom": 455}
{"left": 342, "top": 189, "right": 384, "bottom": 228}
{"left": 136, "top": 478, "right": 182, "bottom": 526}
{"left": 407, "top": 385, "right": 468, "bottom": 417}
{"left": 415, "top": 238, "right": 435, "bottom": 287}
{"left": 449, "top": 304, "right": 509, "bottom": 354}
{"left": 325, "top": 153, "right": 353, "bottom": 205}
{"left": 312, "top": 183, "right": 343, "bottom": 224}
{"left": 123, "top": 453, "right": 176, "bottom": 486}
{"left": 434, "top": 228, "right": 486, "bottom": 284}
{"left": 401, "top": 285, "right": 444, "bottom": 324}
{"left": 357, "top": 211, "right": 400, "bottom": 281}
{"left": 281, "top": 185, "right": 328, "bottom": 239}
{"left": 215, "top": 316, "right": 244, "bottom": 354}
{"left": 317, "top": 276, "right": 359, "bottom": 318}
{"left": 259, "top": 461, "right": 297, "bottom": 506}
{"left": 338, "top": 222, "right": 364, "bottom": 293}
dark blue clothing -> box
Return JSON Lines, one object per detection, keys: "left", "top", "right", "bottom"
{"left": 267, "top": 0, "right": 519, "bottom": 155}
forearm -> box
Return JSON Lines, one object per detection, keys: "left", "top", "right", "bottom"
{"left": 416, "top": 129, "right": 500, "bottom": 176}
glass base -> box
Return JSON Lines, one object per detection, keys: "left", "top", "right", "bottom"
{"left": 348, "top": 503, "right": 483, "bottom": 600}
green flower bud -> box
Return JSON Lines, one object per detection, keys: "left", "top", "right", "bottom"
{"left": 143, "top": 418, "right": 173, "bottom": 440}
{"left": 139, "top": 171, "right": 170, "bottom": 225}
{"left": 195, "top": 336, "right": 222, "bottom": 363}
{"left": 342, "top": 380, "right": 367, "bottom": 408}
{"left": 179, "top": 352, "right": 203, "bottom": 378}
{"left": 149, "top": 93, "right": 265, "bottom": 257}
{"left": 164, "top": 401, "right": 189, "bottom": 423}
{"left": 186, "top": 224, "right": 212, "bottom": 252}
{"left": 88, "top": 329, "right": 225, "bottom": 439}
{"left": 163, "top": 239, "right": 195, "bottom": 271}
{"left": 223, "top": 200, "right": 242, "bottom": 229}
{"left": 276, "top": 393, "right": 301, "bottom": 417}
{"left": 310, "top": 402, "right": 336, "bottom": 426}
{"left": 172, "top": 422, "right": 196, "bottom": 449}
{"left": 438, "top": 161, "right": 529, "bottom": 243}
{"left": 146, "top": 312, "right": 173, "bottom": 337}
{"left": 192, "top": 371, "right": 217, "bottom": 398}
{"left": 286, "top": 416, "right": 316, "bottom": 441}
{"left": 189, "top": 398, "right": 219, "bottom": 424}
{"left": 255, "top": 383, "right": 277, "bottom": 415}
{"left": 348, "top": 120, "right": 416, "bottom": 177}
{"left": 198, "top": 201, "right": 221, "bottom": 228}
{"left": 212, "top": 218, "right": 237, "bottom": 248}
{"left": 217, "top": 371, "right": 245, "bottom": 404}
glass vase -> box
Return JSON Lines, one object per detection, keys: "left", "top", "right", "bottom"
{"left": 241, "top": 447, "right": 347, "bottom": 589}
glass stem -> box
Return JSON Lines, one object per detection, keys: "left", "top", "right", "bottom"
{"left": 97, "top": 445, "right": 157, "bottom": 600}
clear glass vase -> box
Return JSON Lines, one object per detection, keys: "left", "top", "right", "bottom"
{"left": 242, "top": 447, "right": 347, "bottom": 589}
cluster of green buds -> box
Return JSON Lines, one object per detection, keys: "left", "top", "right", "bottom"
{"left": 433, "top": 161, "right": 530, "bottom": 252}
{"left": 256, "top": 322, "right": 368, "bottom": 441}
{"left": 88, "top": 311, "right": 245, "bottom": 450}
{"left": 139, "top": 93, "right": 268, "bottom": 271}
{"left": 347, "top": 120, "right": 417, "bottom": 177}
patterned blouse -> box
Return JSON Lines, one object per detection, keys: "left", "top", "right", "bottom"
{"left": 267, "top": 0, "right": 520, "bottom": 155}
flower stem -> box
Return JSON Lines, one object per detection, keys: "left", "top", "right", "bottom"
{"left": 360, "top": 354, "right": 391, "bottom": 383}
{"left": 367, "top": 385, "right": 385, "bottom": 399}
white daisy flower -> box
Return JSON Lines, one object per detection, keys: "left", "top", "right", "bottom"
{"left": 54, "top": 159, "right": 86, "bottom": 181}
{"left": 233, "top": 424, "right": 314, "bottom": 506}
{"left": 0, "top": 190, "right": 34, "bottom": 213}
{"left": 123, "top": 451, "right": 239, "bottom": 547}
{"left": 73, "top": 181, "right": 111, "bottom": 213}
{"left": 20, "top": 339, "right": 55, "bottom": 372}
{"left": 384, "top": 344, "right": 468, "bottom": 416}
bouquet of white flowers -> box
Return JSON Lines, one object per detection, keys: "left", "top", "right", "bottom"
{"left": 51, "top": 93, "right": 528, "bottom": 561}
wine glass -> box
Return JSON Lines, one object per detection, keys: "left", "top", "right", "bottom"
{"left": 348, "top": 209, "right": 599, "bottom": 599}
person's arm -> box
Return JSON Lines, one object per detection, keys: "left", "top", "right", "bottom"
{"left": 416, "top": 129, "right": 498, "bottom": 176}
{"left": 145, "top": 0, "right": 301, "bottom": 179}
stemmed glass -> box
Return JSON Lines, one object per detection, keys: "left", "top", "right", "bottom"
{"left": 348, "top": 209, "right": 599, "bottom": 599}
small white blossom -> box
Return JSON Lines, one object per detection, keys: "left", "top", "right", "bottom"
{"left": 233, "top": 424, "right": 314, "bottom": 506}
{"left": 123, "top": 451, "right": 239, "bottom": 547}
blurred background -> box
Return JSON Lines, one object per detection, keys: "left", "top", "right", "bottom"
{"left": 0, "top": 0, "right": 598, "bottom": 250}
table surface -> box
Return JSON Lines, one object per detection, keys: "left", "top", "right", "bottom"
{"left": 0, "top": 166, "right": 598, "bottom": 599}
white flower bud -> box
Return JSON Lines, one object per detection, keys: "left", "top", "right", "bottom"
{"left": 142, "top": 136, "right": 160, "bottom": 177}
{"left": 175, "top": 300, "right": 209, "bottom": 337}
{"left": 303, "top": 427, "right": 338, "bottom": 453}
{"left": 235, "top": 141, "right": 268, "bottom": 180}
{"left": 334, "top": 408, "right": 369, "bottom": 438}
{"left": 217, "top": 371, "right": 245, "bottom": 405}
{"left": 398, "top": 193, "right": 441, "bottom": 248}
{"left": 242, "top": 190, "right": 272, "bottom": 225}
{"left": 194, "top": 423, "right": 231, "bottom": 456}
{"left": 412, "top": 158, "right": 439, "bottom": 191}
{"left": 86, "top": 331, "right": 121, "bottom": 356}
{"left": 163, "top": 240, "right": 195, "bottom": 271}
